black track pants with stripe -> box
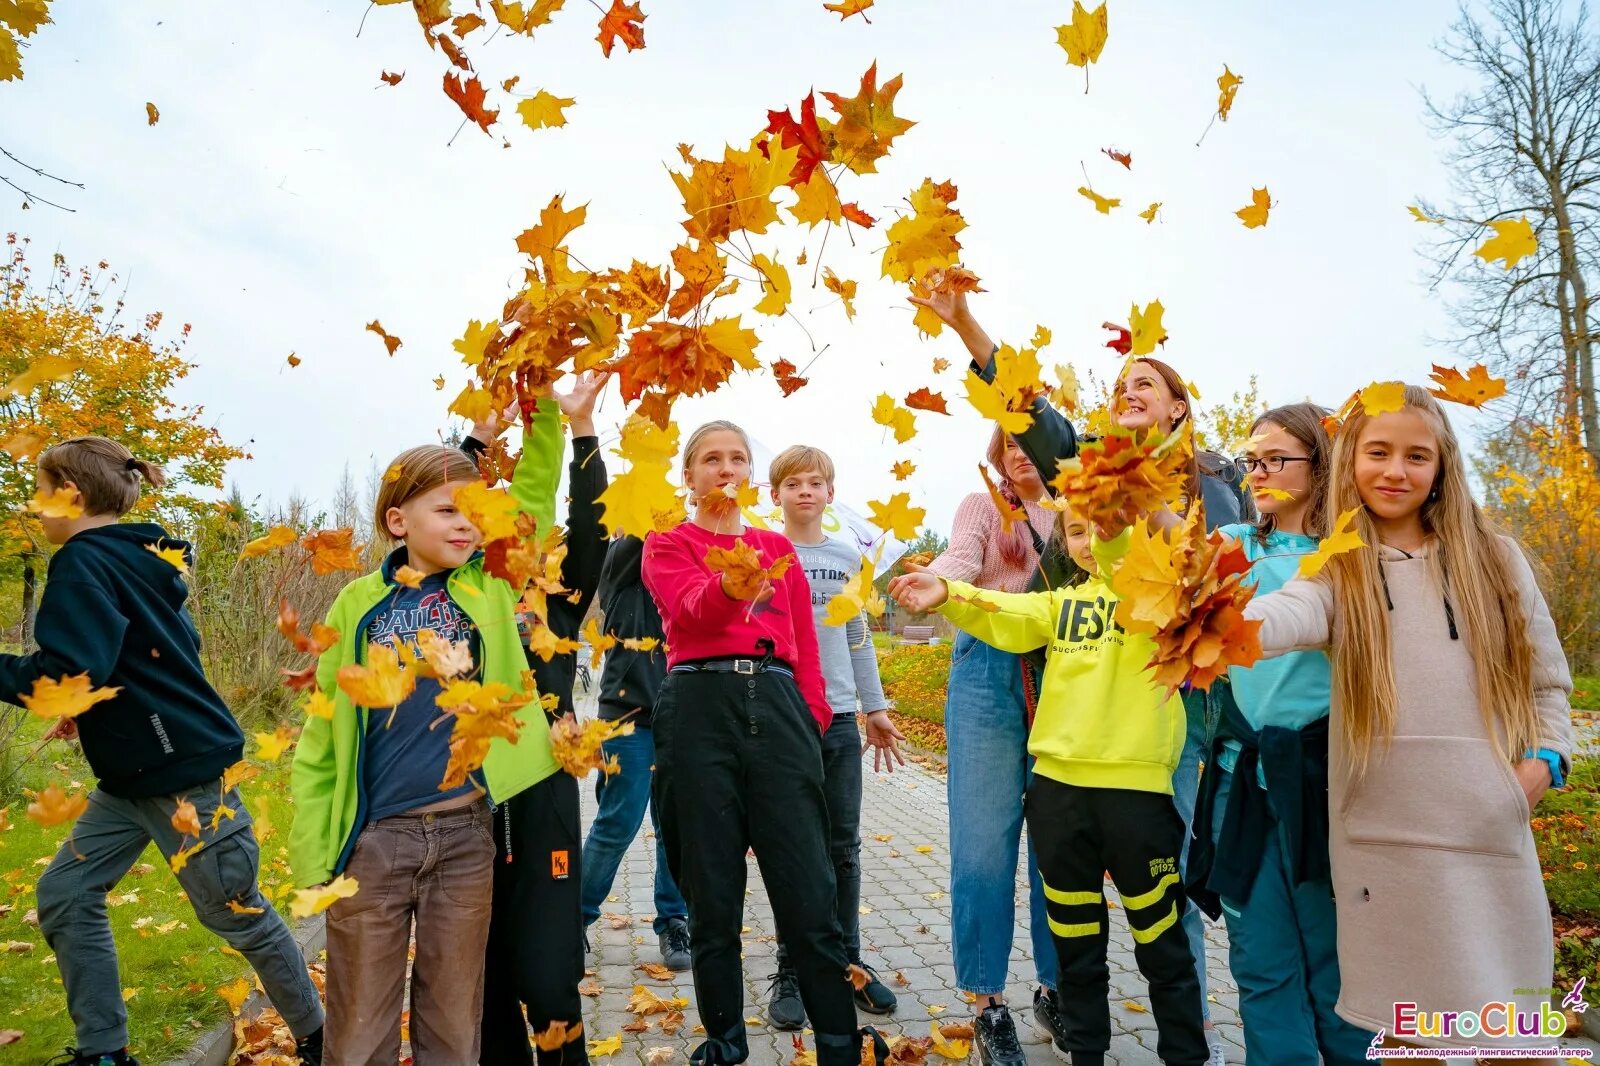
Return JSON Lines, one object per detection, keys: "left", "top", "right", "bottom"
{"left": 1026, "top": 777, "right": 1208, "bottom": 1066}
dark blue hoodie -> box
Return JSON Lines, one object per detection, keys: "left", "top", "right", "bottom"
{"left": 0, "top": 523, "right": 245, "bottom": 798}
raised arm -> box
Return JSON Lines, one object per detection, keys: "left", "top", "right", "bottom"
{"left": 1242, "top": 577, "right": 1334, "bottom": 658}
{"left": 936, "top": 579, "right": 1058, "bottom": 654}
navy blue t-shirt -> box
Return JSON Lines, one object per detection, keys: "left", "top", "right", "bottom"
{"left": 362, "top": 571, "right": 479, "bottom": 820}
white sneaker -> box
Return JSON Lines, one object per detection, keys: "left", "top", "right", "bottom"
{"left": 1206, "top": 1034, "right": 1228, "bottom": 1066}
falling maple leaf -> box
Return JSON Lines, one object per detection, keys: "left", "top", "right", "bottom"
{"left": 823, "top": 554, "right": 885, "bottom": 626}
{"left": 416, "top": 628, "right": 474, "bottom": 679}
{"left": 932, "top": 356, "right": 951, "bottom": 373}
{"left": 1049, "top": 362, "right": 1081, "bottom": 413}
{"left": 380, "top": 70, "right": 405, "bottom": 86}
{"left": 1428, "top": 363, "right": 1506, "bottom": 407}
{"left": 302, "top": 528, "right": 364, "bottom": 575}
{"left": 1139, "top": 202, "right": 1161, "bottom": 224}
{"left": 170, "top": 796, "right": 202, "bottom": 838}
{"left": 772, "top": 358, "right": 809, "bottom": 397}
{"left": 535, "top": 1021, "right": 585, "bottom": 1052}
{"left": 1216, "top": 66, "right": 1243, "bottom": 120}
{"left": 1, "top": 354, "right": 81, "bottom": 399}
{"left": 277, "top": 600, "right": 340, "bottom": 656}
{"left": 216, "top": 976, "right": 252, "bottom": 1015}
{"left": 1078, "top": 186, "right": 1120, "bottom": 214}
{"left": 978, "top": 464, "right": 1026, "bottom": 536}
{"left": 289, "top": 874, "right": 360, "bottom": 919}
{"left": 883, "top": 179, "right": 965, "bottom": 285}
{"left": 908, "top": 264, "right": 983, "bottom": 337}
{"left": 27, "top": 486, "right": 82, "bottom": 519}
{"left": 393, "top": 564, "right": 426, "bottom": 589}
{"left": 751, "top": 253, "right": 792, "bottom": 317}
{"left": 867, "top": 493, "right": 925, "bottom": 540}
{"left": 871, "top": 393, "right": 917, "bottom": 444}
{"left": 822, "top": 269, "right": 858, "bottom": 320}
{"left": 704, "top": 540, "right": 795, "bottom": 601}
{"left": 822, "top": 0, "right": 874, "bottom": 19}
{"left": 1474, "top": 216, "right": 1538, "bottom": 270}
{"left": 365, "top": 319, "right": 403, "bottom": 355}
{"left": 764, "top": 91, "right": 826, "bottom": 188}
{"left": 517, "top": 90, "right": 575, "bottom": 130}
{"left": 18, "top": 674, "right": 121, "bottom": 720}
{"left": 1055, "top": 1, "right": 1108, "bottom": 90}
{"left": 548, "top": 714, "right": 634, "bottom": 777}
{"left": 1359, "top": 380, "right": 1406, "bottom": 417}
{"left": 1102, "top": 147, "right": 1132, "bottom": 169}
{"left": 1235, "top": 187, "right": 1271, "bottom": 228}
{"left": 169, "top": 840, "right": 204, "bottom": 874}
{"left": 1297, "top": 507, "right": 1365, "bottom": 579}
{"left": 26, "top": 784, "right": 87, "bottom": 827}
{"left": 443, "top": 72, "right": 498, "bottom": 133}
{"left": 302, "top": 691, "right": 337, "bottom": 720}
{"left": 252, "top": 722, "right": 296, "bottom": 761}
{"left": 595, "top": 414, "right": 684, "bottom": 539}
{"left": 904, "top": 387, "right": 948, "bottom": 415}
{"left": 1408, "top": 204, "right": 1443, "bottom": 224}
{"left": 286, "top": 352, "right": 302, "bottom": 368}
{"left": 240, "top": 525, "right": 296, "bottom": 559}
{"left": 596, "top": 0, "right": 646, "bottom": 57}
{"left": 337, "top": 643, "right": 417, "bottom": 709}
{"left": 0, "top": 429, "right": 45, "bottom": 460}
{"left": 145, "top": 102, "right": 159, "bottom": 125}
{"left": 790, "top": 169, "right": 844, "bottom": 229}
{"left": 963, "top": 340, "right": 1046, "bottom": 435}
{"left": 1050, "top": 424, "right": 1191, "bottom": 539}
{"left": 1128, "top": 300, "right": 1167, "bottom": 356}
{"left": 841, "top": 202, "right": 876, "bottom": 227}
{"left": 820, "top": 61, "right": 916, "bottom": 175}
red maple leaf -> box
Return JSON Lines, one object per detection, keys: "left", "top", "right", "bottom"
{"left": 904, "top": 387, "right": 949, "bottom": 414}
{"left": 772, "top": 358, "right": 809, "bottom": 397}
{"left": 443, "top": 72, "right": 497, "bottom": 134}
{"left": 841, "top": 202, "right": 876, "bottom": 227}
{"left": 1103, "top": 322, "right": 1132, "bottom": 355}
{"left": 596, "top": 0, "right": 646, "bottom": 57}
{"left": 764, "top": 91, "right": 826, "bottom": 188}
{"left": 1101, "top": 147, "right": 1133, "bottom": 169}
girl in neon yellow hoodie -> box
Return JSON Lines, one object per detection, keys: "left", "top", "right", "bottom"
{"left": 889, "top": 510, "right": 1207, "bottom": 1066}
{"left": 289, "top": 399, "right": 564, "bottom": 1065}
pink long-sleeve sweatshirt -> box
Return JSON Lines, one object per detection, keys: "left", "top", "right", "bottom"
{"left": 641, "top": 521, "right": 831, "bottom": 733}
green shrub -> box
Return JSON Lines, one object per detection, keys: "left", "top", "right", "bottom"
{"left": 879, "top": 644, "right": 950, "bottom": 725}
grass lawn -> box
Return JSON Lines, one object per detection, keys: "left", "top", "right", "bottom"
{"left": 0, "top": 713, "right": 299, "bottom": 1064}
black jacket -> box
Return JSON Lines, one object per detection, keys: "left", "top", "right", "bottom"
{"left": 0, "top": 524, "right": 245, "bottom": 798}
{"left": 594, "top": 534, "right": 666, "bottom": 724}
{"left": 463, "top": 434, "right": 608, "bottom": 719}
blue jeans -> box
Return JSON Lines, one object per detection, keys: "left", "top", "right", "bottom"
{"left": 580, "top": 723, "right": 687, "bottom": 935}
{"left": 944, "top": 632, "right": 1057, "bottom": 995}
{"left": 1170, "top": 689, "right": 1212, "bottom": 1022}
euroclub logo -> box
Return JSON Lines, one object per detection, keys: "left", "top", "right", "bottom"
{"left": 1361, "top": 979, "right": 1592, "bottom": 1059}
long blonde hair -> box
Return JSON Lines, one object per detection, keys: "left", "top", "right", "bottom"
{"left": 1324, "top": 386, "right": 1539, "bottom": 773}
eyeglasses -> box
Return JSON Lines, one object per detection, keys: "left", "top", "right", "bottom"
{"left": 1234, "top": 455, "right": 1312, "bottom": 474}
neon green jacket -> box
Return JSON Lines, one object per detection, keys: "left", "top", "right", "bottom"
{"left": 937, "top": 531, "right": 1185, "bottom": 795}
{"left": 288, "top": 404, "right": 564, "bottom": 887}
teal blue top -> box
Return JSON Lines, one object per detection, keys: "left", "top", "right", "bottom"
{"left": 1216, "top": 523, "right": 1331, "bottom": 781}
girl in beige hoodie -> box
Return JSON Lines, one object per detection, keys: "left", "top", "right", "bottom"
{"left": 1243, "top": 386, "right": 1574, "bottom": 1058}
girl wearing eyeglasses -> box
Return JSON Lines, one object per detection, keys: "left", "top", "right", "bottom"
{"left": 1183, "top": 403, "right": 1375, "bottom": 1064}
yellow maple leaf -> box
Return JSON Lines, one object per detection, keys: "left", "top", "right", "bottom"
{"left": 454, "top": 318, "right": 498, "bottom": 366}
{"left": 751, "top": 253, "right": 792, "bottom": 317}
{"left": 252, "top": 722, "right": 296, "bottom": 762}
{"left": 891, "top": 460, "right": 916, "bottom": 480}
{"left": 704, "top": 540, "right": 795, "bottom": 600}
{"left": 929, "top": 1022, "right": 972, "bottom": 1060}
{"left": 393, "top": 564, "right": 426, "bottom": 589}
{"left": 27, "top": 485, "right": 82, "bottom": 519}
{"left": 822, "top": 268, "right": 857, "bottom": 319}
{"left": 301, "top": 528, "right": 364, "bottom": 575}
{"left": 528, "top": 623, "right": 583, "bottom": 662}
{"left": 337, "top": 643, "right": 417, "bottom": 709}
{"left": 581, "top": 615, "right": 619, "bottom": 669}
{"left": 454, "top": 481, "right": 522, "bottom": 542}
{"left": 1139, "top": 202, "right": 1161, "bottom": 224}
{"left": 789, "top": 169, "right": 844, "bottom": 229}
{"left": 1473, "top": 216, "right": 1538, "bottom": 270}
{"left": 549, "top": 714, "right": 634, "bottom": 777}
{"left": 1358, "top": 381, "right": 1407, "bottom": 417}
{"left": 145, "top": 542, "right": 189, "bottom": 575}
{"left": 216, "top": 976, "right": 252, "bottom": 1015}
{"left": 588, "top": 1035, "right": 625, "bottom": 1058}
{"left": 303, "top": 691, "right": 337, "bottom": 720}
{"left": 448, "top": 383, "right": 498, "bottom": 427}
{"left": 0, "top": 355, "right": 80, "bottom": 399}
{"left": 1408, "top": 205, "right": 1444, "bottom": 225}
{"left": 1128, "top": 300, "right": 1167, "bottom": 357}
{"left": 27, "top": 784, "right": 87, "bottom": 827}
{"left": 822, "top": 0, "right": 873, "bottom": 18}
{"left": 208, "top": 802, "right": 235, "bottom": 832}
{"left": 871, "top": 393, "right": 917, "bottom": 444}
{"left": 225, "top": 899, "right": 264, "bottom": 915}
{"left": 1109, "top": 520, "right": 1182, "bottom": 630}
{"left": 289, "top": 874, "right": 360, "bottom": 918}
{"left": 516, "top": 194, "right": 589, "bottom": 279}
{"left": 1428, "top": 363, "right": 1506, "bottom": 408}
{"left": 882, "top": 179, "right": 965, "bottom": 283}
{"left": 1056, "top": 1, "right": 1109, "bottom": 74}
{"left": 535, "top": 1020, "right": 585, "bottom": 1052}
{"left": 1078, "top": 187, "right": 1120, "bottom": 214}
{"left": 19, "top": 673, "right": 121, "bottom": 720}
{"left": 1235, "top": 187, "right": 1271, "bottom": 228}
{"left": 416, "top": 628, "right": 474, "bottom": 679}
{"left": 517, "top": 90, "right": 575, "bottom": 130}
{"left": 1298, "top": 507, "right": 1365, "bottom": 579}
{"left": 596, "top": 416, "right": 685, "bottom": 539}
{"left": 240, "top": 525, "right": 296, "bottom": 559}
{"left": 673, "top": 138, "right": 797, "bottom": 242}
{"left": 823, "top": 553, "right": 885, "bottom": 626}
{"left": 168, "top": 840, "right": 203, "bottom": 874}
{"left": 1050, "top": 363, "right": 1081, "bottom": 413}
{"left": 867, "top": 493, "right": 925, "bottom": 540}
{"left": 1216, "top": 65, "right": 1243, "bottom": 120}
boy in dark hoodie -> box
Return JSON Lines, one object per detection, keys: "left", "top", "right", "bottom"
{"left": 0, "top": 437, "right": 324, "bottom": 1066}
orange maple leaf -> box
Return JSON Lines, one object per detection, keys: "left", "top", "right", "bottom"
{"left": 1428, "top": 363, "right": 1507, "bottom": 408}
{"left": 904, "top": 387, "right": 949, "bottom": 414}
{"left": 616, "top": 318, "right": 760, "bottom": 403}
{"left": 301, "top": 529, "right": 364, "bottom": 575}
{"left": 764, "top": 91, "right": 826, "bottom": 188}
{"left": 842, "top": 202, "right": 876, "bottom": 227}
{"left": 704, "top": 540, "right": 795, "bottom": 601}
{"left": 1049, "top": 425, "right": 1191, "bottom": 539}
{"left": 365, "top": 320, "right": 402, "bottom": 356}
{"left": 823, "top": 0, "right": 874, "bottom": 20}
{"left": 277, "top": 600, "right": 341, "bottom": 655}
{"left": 772, "top": 358, "right": 809, "bottom": 397}
{"left": 820, "top": 62, "right": 915, "bottom": 175}
{"left": 442, "top": 72, "right": 498, "bottom": 133}
{"left": 596, "top": 0, "right": 646, "bottom": 57}
{"left": 1102, "top": 147, "right": 1132, "bottom": 169}
{"left": 549, "top": 714, "right": 634, "bottom": 777}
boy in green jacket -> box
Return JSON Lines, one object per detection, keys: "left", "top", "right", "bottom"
{"left": 289, "top": 399, "right": 564, "bottom": 1066}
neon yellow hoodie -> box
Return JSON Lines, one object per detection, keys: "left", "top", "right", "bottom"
{"left": 936, "top": 532, "right": 1185, "bottom": 794}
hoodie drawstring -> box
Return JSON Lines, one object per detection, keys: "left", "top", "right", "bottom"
{"left": 1380, "top": 553, "right": 1459, "bottom": 641}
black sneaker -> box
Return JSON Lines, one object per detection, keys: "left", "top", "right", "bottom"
{"left": 1033, "top": 987, "right": 1071, "bottom": 1061}
{"left": 659, "top": 918, "right": 692, "bottom": 972}
{"left": 296, "top": 1025, "right": 325, "bottom": 1066}
{"left": 765, "top": 965, "right": 806, "bottom": 1031}
{"left": 974, "top": 1004, "right": 1026, "bottom": 1066}
{"left": 851, "top": 961, "right": 897, "bottom": 1015}
{"left": 48, "top": 1051, "right": 140, "bottom": 1066}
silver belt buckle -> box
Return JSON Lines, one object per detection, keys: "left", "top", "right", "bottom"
{"left": 734, "top": 659, "right": 756, "bottom": 675}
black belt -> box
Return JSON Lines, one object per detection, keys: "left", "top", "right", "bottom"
{"left": 671, "top": 657, "right": 793, "bottom": 678}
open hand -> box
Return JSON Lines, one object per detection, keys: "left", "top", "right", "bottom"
{"left": 469, "top": 400, "right": 521, "bottom": 445}
{"left": 554, "top": 369, "right": 611, "bottom": 437}
{"left": 906, "top": 286, "right": 972, "bottom": 331}
{"left": 886, "top": 561, "right": 948, "bottom": 613}
{"left": 861, "top": 710, "right": 907, "bottom": 773}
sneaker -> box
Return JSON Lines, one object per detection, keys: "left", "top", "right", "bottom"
{"left": 973, "top": 1004, "right": 1026, "bottom": 1066}
{"left": 765, "top": 965, "right": 807, "bottom": 1031}
{"left": 296, "top": 1025, "right": 325, "bottom": 1066}
{"left": 659, "top": 918, "right": 692, "bottom": 972}
{"left": 49, "top": 1051, "right": 139, "bottom": 1066}
{"left": 1032, "top": 986, "right": 1071, "bottom": 1060}
{"left": 850, "top": 961, "right": 897, "bottom": 1015}
{"left": 1206, "top": 1032, "right": 1228, "bottom": 1066}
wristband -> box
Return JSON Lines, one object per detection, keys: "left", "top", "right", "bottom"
{"left": 1525, "top": 747, "right": 1567, "bottom": 789}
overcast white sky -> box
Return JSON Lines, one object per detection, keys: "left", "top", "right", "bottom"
{"left": 2, "top": 0, "right": 1488, "bottom": 537}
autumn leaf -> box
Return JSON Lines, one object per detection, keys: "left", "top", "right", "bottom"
{"left": 978, "top": 464, "right": 1025, "bottom": 537}
{"left": 289, "top": 874, "right": 360, "bottom": 919}
{"left": 871, "top": 393, "right": 917, "bottom": 444}
{"left": 1216, "top": 66, "right": 1243, "bottom": 120}
{"left": 1050, "top": 424, "right": 1191, "bottom": 539}
{"left": 1109, "top": 521, "right": 1182, "bottom": 629}
{"left": 252, "top": 722, "right": 296, "bottom": 762}
{"left": 1056, "top": 1, "right": 1108, "bottom": 89}
{"left": 1049, "top": 363, "right": 1081, "bottom": 413}
{"left": 823, "top": 0, "right": 873, "bottom": 19}
{"left": 443, "top": 72, "right": 498, "bottom": 133}
{"left": 581, "top": 616, "right": 619, "bottom": 670}
{"left": 380, "top": 70, "right": 405, "bottom": 86}
{"left": 1359, "top": 380, "right": 1406, "bottom": 416}
{"left": 416, "top": 628, "right": 475, "bottom": 680}
{"left": 0, "top": 354, "right": 80, "bottom": 398}
{"left": 18, "top": 674, "right": 121, "bottom": 720}
{"left": 963, "top": 341, "right": 1045, "bottom": 435}
{"left": 1235, "top": 187, "right": 1271, "bottom": 228}
{"left": 170, "top": 796, "right": 202, "bottom": 838}
{"left": 1139, "top": 202, "right": 1161, "bottom": 224}
{"left": 393, "top": 564, "right": 426, "bottom": 589}
{"left": 904, "top": 387, "right": 948, "bottom": 415}
{"left": 883, "top": 180, "right": 965, "bottom": 283}
{"left": 1102, "top": 147, "right": 1132, "bottom": 169}
{"left": 589, "top": 1035, "right": 625, "bottom": 1058}
{"left": 790, "top": 170, "right": 843, "bottom": 229}
{"left": 27, "top": 486, "right": 82, "bottom": 519}
{"left": 517, "top": 90, "right": 575, "bottom": 130}
{"left": 892, "top": 460, "right": 916, "bottom": 481}
{"left": 822, "top": 269, "right": 858, "bottom": 319}
{"left": 302, "top": 691, "right": 337, "bottom": 720}
{"left": 216, "top": 976, "right": 252, "bottom": 1015}
{"left": 820, "top": 62, "right": 915, "bottom": 175}
{"left": 516, "top": 194, "right": 589, "bottom": 277}
{"left": 764, "top": 91, "right": 826, "bottom": 188}
{"left": 867, "top": 493, "right": 925, "bottom": 540}
{"left": 1408, "top": 204, "right": 1443, "bottom": 224}
{"left": 1128, "top": 300, "right": 1167, "bottom": 356}
{"left": 627, "top": 985, "right": 690, "bottom": 1016}
{"left": 365, "top": 319, "right": 402, "bottom": 355}
{"left": 751, "top": 253, "right": 792, "bottom": 317}
{"left": 491, "top": 0, "right": 565, "bottom": 34}
{"left": 535, "top": 1021, "right": 584, "bottom": 1051}
{"left": 1428, "top": 363, "right": 1506, "bottom": 407}
{"left": 824, "top": 554, "right": 885, "bottom": 626}
{"left": 26, "top": 784, "right": 87, "bottom": 827}
{"left": 1474, "top": 216, "right": 1538, "bottom": 270}
{"left": 596, "top": 414, "right": 684, "bottom": 539}
{"left": 240, "top": 525, "right": 296, "bottom": 559}
{"left": 908, "top": 264, "right": 983, "bottom": 337}
{"left": 841, "top": 202, "right": 876, "bottom": 227}
{"left": 596, "top": 0, "right": 646, "bottom": 57}
{"left": 1298, "top": 507, "right": 1365, "bottom": 579}
{"left": 169, "top": 840, "right": 203, "bottom": 874}
{"left": 704, "top": 540, "right": 795, "bottom": 601}
{"left": 337, "top": 643, "right": 417, "bottom": 709}
{"left": 454, "top": 481, "right": 523, "bottom": 543}
{"left": 145, "top": 102, "right": 159, "bottom": 126}
{"left": 1078, "top": 187, "right": 1119, "bottom": 214}
{"left": 0, "top": 429, "right": 45, "bottom": 460}
{"left": 929, "top": 1022, "right": 972, "bottom": 1061}
{"left": 286, "top": 352, "right": 302, "bottom": 367}
{"left": 772, "top": 358, "right": 809, "bottom": 397}
{"left": 302, "top": 528, "right": 364, "bottom": 575}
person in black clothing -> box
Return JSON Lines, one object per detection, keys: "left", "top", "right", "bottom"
{"left": 467, "top": 370, "right": 609, "bottom": 1066}
{"left": 577, "top": 531, "right": 691, "bottom": 968}
{"left": 0, "top": 438, "right": 324, "bottom": 1066}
